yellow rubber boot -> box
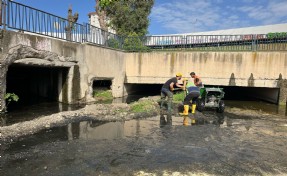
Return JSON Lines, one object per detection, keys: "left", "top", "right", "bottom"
{"left": 179, "top": 105, "right": 189, "bottom": 116}
{"left": 183, "top": 116, "right": 188, "bottom": 126}
{"left": 191, "top": 104, "right": 196, "bottom": 114}
{"left": 191, "top": 118, "right": 196, "bottom": 125}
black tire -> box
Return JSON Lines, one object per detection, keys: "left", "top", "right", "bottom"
{"left": 217, "top": 100, "right": 225, "bottom": 113}
{"left": 197, "top": 99, "right": 205, "bottom": 112}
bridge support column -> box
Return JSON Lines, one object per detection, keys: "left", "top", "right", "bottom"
{"left": 58, "top": 65, "right": 81, "bottom": 104}
{"left": 278, "top": 79, "right": 287, "bottom": 106}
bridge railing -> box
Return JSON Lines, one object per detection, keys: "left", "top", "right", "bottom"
{"left": 0, "top": 0, "right": 286, "bottom": 51}
{"left": 0, "top": 0, "right": 87, "bottom": 42}
{"left": 145, "top": 34, "right": 287, "bottom": 51}
{"left": 0, "top": 0, "right": 122, "bottom": 45}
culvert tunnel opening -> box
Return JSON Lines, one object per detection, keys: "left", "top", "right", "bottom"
{"left": 124, "top": 83, "right": 279, "bottom": 104}
{"left": 92, "top": 80, "right": 112, "bottom": 97}
{"left": 215, "top": 85, "right": 279, "bottom": 104}
{"left": 6, "top": 64, "right": 69, "bottom": 110}
{"left": 93, "top": 80, "right": 112, "bottom": 90}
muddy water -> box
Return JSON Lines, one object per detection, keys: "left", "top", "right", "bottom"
{"left": 1, "top": 100, "right": 287, "bottom": 175}
{"left": 0, "top": 102, "right": 85, "bottom": 126}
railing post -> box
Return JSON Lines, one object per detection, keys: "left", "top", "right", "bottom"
{"left": 252, "top": 34, "right": 257, "bottom": 51}
{"left": 0, "top": 0, "right": 2, "bottom": 27}
{"left": 0, "top": 0, "right": 7, "bottom": 30}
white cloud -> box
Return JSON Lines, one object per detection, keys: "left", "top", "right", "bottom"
{"left": 238, "top": 0, "right": 287, "bottom": 24}
{"left": 151, "top": 0, "right": 222, "bottom": 33}
{"left": 150, "top": 0, "right": 287, "bottom": 34}
{"left": 269, "top": 1, "right": 287, "bottom": 17}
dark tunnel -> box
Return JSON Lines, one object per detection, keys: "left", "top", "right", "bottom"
{"left": 6, "top": 64, "right": 69, "bottom": 109}
{"left": 92, "top": 80, "right": 112, "bottom": 90}
{"left": 5, "top": 65, "right": 280, "bottom": 111}
{"left": 124, "top": 83, "right": 280, "bottom": 104}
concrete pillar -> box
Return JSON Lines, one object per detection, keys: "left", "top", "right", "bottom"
{"left": 111, "top": 74, "right": 127, "bottom": 98}
{"left": 58, "top": 66, "right": 81, "bottom": 104}
{"left": 278, "top": 79, "right": 287, "bottom": 106}
{"left": 0, "top": 64, "right": 7, "bottom": 113}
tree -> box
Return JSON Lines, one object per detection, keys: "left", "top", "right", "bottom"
{"left": 95, "top": 0, "right": 109, "bottom": 31}
{"left": 96, "top": 0, "right": 154, "bottom": 36}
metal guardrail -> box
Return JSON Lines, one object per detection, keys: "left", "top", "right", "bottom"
{"left": 0, "top": 0, "right": 286, "bottom": 51}
{"left": 4, "top": 0, "right": 85, "bottom": 42}
{"left": 145, "top": 34, "right": 287, "bottom": 51}
{"left": 0, "top": 0, "right": 120, "bottom": 45}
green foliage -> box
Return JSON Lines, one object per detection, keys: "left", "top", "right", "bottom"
{"left": 93, "top": 90, "right": 113, "bottom": 100}
{"left": 5, "top": 93, "right": 19, "bottom": 104}
{"left": 4, "top": 93, "right": 19, "bottom": 111}
{"left": 123, "top": 32, "right": 150, "bottom": 52}
{"left": 99, "top": 0, "right": 117, "bottom": 8}
{"left": 130, "top": 99, "right": 155, "bottom": 113}
{"left": 173, "top": 91, "right": 185, "bottom": 102}
{"left": 267, "top": 32, "right": 287, "bottom": 39}
{"left": 107, "top": 38, "right": 120, "bottom": 49}
{"left": 105, "top": 0, "right": 154, "bottom": 36}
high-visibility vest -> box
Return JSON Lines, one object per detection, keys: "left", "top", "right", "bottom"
{"left": 186, "top": 82, "right": 200, "bottom": 94}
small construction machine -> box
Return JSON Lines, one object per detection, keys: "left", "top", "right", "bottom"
{"left": 196, "top": 87, "right": 225, "bottom": 113}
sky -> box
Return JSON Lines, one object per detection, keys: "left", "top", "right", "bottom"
{"left": 13, "top": 0, "right": 287, "bottom": 35}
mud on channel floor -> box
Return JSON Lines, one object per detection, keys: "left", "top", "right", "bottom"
{"left": 1, "top": 106, "right": 287, "bottom": 176}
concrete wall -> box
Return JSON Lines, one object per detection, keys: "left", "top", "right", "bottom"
{"left": 125, "top": 52, "right": 287, "bottom": 88}
{"left": 1, "top": 30, "right": 287, "bottom": 112}
{"left": 0, "top": 30, "right": 127, "bottom": 112}
{"left": 83, "top": 44, "right": 126, "bottom": 98}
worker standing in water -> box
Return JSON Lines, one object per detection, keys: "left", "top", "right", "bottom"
{"left": 179, "top": 78, "right": 200, "bottom": 125}
{"left": 160, "top": 73, "right": 185, "bottom": 112}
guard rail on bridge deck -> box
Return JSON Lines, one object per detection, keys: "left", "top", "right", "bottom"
{"left": 0, "top": 0, "right": 286, "bottom": 51}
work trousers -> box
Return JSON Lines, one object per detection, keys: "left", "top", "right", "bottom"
{"left": 160, "top": 88, "right": 173, "bottom": 111}
{"left": 183, "top": 91, "right": 200, "bottom": 105}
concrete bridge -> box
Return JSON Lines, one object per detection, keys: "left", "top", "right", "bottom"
{"left": 1, "top": 30, "right": 287, "bottom": 112}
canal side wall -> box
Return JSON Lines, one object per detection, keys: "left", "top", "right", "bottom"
{"left": 125, "top": 52, "right": 287, "bottom": 104}
{"left": 125, "top": 52, "right": 287, "bottom": 87}
{"left": 0, "top": 30, "right": 128, "bottom": 113}
{"left": 1, "top": 30, "right": 287, "bottom": 112}
{"left": 83, "top": 44, "right": 126, "bottom": 98}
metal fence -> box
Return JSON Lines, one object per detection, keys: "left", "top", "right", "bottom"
{"left": 145, "top": 34, "right": 287, "bottom": 51}
{"left": 0, "top": 0, "right": 286, "bottom": 51}
{"left": 0, "top": 0, "right": 120, "bottom": 46}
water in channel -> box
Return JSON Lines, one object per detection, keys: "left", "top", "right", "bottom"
{"left": 1, "top": 96, "right": 287, "bottom": 175}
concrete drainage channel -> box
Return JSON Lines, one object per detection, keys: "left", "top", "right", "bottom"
{"left": 1, "top": 103, "right": 287, "bottom": 175}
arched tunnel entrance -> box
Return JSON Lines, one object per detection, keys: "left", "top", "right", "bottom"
{"left": 6, "top": 64, "right": 69, "bottom": 110}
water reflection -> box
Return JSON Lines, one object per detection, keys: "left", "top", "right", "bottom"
{"left": 64, "top": 118, "right": 163, "bottom": 140}
{"left": 4, "top": 112, "right": 260, "bottom": 153}
{"left": 160, "top": 111, "right": 172, "bottom": 127}
{"left": 226, "top": 100, "right": 287, "bottom": 117}
{"left": 67, "top": 121, "right": 125, "bottom": 140}
{"left": 0, "top": 102, "right": 84, "bottom": 126}
{"left": 173, "top": 112, "right": 226, "bottom": 127}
